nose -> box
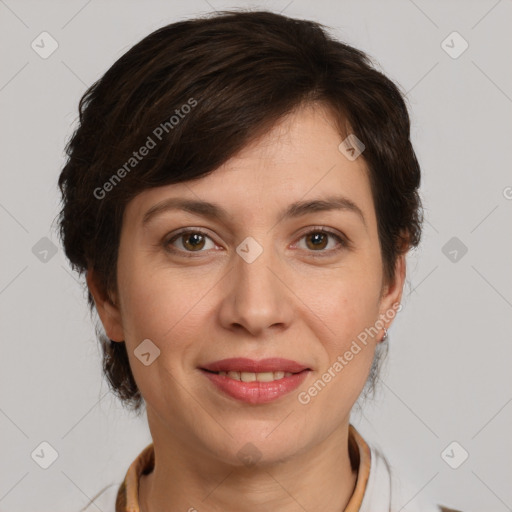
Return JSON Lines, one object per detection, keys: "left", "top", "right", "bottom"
{"left": 217, "top": 238, "right": 294, "bottom": 337}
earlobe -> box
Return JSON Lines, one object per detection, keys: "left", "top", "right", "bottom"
{"left": 86, "top": 268, "right": 125, "bottom": 342}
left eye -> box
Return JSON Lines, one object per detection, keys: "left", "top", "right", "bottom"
{"left": 296, "top": 229, "right": 346, "bottom": 252}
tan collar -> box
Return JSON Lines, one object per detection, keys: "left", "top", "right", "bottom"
{"left": 116, "top": 424, "right": 371, "bottom": 511}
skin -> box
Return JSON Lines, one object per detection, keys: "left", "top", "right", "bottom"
{"left": 88, "top": 103, "right": 406, "bottom": 512}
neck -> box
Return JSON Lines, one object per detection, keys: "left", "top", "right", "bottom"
{"left": 139, "top": 418, "right": 358, "bottom": 512}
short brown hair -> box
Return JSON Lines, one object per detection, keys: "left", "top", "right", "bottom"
{"left": 57, "top": 9, "right": 423, "bottom": 413}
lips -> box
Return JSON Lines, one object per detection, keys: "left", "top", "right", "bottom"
{"left": 201, "top": 369, "right": 310, "bottom": 404}
{"left": 201, "top": 357, "right": 310, "bottom": 374}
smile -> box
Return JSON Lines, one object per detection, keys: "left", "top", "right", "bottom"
{"left": 205, "top": 370, "right": 295, "bottom": 382}
{"left": 200, "top": 368, "right": 310, "bottom": 404}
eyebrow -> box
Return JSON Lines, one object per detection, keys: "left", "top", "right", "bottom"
{"left": 142, "top": 195, "right": 367, "bottom": 229}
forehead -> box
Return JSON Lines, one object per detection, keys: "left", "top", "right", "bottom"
{"left": 124, "top": 104, "right": 375, "bottom": 229}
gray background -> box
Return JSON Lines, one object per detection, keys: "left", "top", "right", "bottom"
{"left": 1, "top": 0, "right": 511, "bottom": 510}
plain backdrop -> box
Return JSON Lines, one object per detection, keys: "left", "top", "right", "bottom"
{"left": 1, "top": 0, "right": 511, "bottom": 511}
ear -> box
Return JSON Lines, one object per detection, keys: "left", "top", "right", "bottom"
{"left": 86, "top": 268, "right": 125, "bottom": 342}
{"left": 377, "top": 252, "right": 406, "bottom": 331}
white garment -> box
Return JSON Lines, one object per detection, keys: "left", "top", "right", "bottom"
{"left": 81, "top": 445, "right": 447, "bottom": 512}
{"left": 360, "top": 444, "right": 443, "bottom": 512}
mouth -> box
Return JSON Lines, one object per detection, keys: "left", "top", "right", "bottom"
{"left": 201, "top": 368, "right": 302, "bottom": 382}
{"left": 200, "top": 369, "right": 310, "bottom": 404}
{"left": 200, "top": 357, "right": 310, "bottom": 374}
{"left": 199, "top": 358, "right": 311, "bottom": 404}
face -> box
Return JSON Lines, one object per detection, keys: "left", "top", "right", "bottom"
{"left": 89, "top": 103, "right": 405, "bottom": 467}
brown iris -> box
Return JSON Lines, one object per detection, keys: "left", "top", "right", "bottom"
{"left": 305, "top": 232, "right": 328, "bottom": 251}
{"left": 182, "top": 233, "right": 206, "bottom": 251}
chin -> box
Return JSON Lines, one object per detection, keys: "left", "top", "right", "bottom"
{"left": 208, "top": 426, "right": 309, "bottom": 468}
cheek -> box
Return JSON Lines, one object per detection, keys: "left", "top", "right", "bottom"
{"left": 116, "top": 252, "right": 219, "bottom": 355}
{"left": 115, "top": 260, "right": 203, "bottom": 412}
{"left": 297, "top": 283, "right": 378, "bottom": 416}
{"left": 297, "top": 268, "right": 381, "bottom": 345}
{"left": 294, "top": 269, "right": 380, "bottom": 401}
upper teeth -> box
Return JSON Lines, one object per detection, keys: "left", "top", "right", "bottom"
{"left": 218, "top": 371, "right": 294, "bottom": 382}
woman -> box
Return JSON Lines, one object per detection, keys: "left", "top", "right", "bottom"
{"left": 58, "top": 9, "right": 462, "bottom": 512}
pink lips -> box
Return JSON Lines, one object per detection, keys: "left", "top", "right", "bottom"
{"left": 200, "top": 358, "right": 311, "bottom": 404}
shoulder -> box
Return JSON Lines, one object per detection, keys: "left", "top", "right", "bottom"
{"left": 361, "top": 442, "right": 464, "bottom": 512}
{"left": 79, "top": 482, "right": 120, "bottom": 512}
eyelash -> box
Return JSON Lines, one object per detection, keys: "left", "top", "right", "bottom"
{"left": 163, "top": 227, "right": 349, "bottom": 258}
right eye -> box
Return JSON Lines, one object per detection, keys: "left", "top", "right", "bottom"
{"left": 164, "top": 228, "right": 218, "bottom": 256}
